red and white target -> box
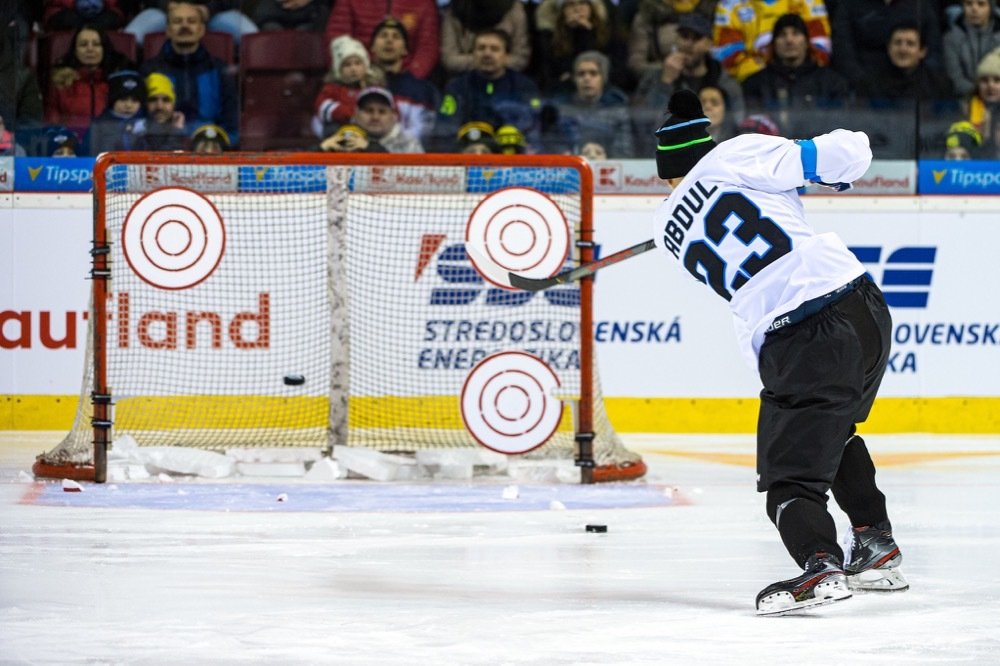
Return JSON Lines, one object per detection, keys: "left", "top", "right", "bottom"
{"left": 465, "top": 187, "right": 570, "bottom": 291}
{"left": 121, "top": 187, "right": 226, "bottom": 290}
{"left": 461, "top": 351, "right": 563, "bottom": 455}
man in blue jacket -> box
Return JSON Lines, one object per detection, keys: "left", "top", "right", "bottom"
{"left": 140, "top": 0, "right": 239, "bottom": 146}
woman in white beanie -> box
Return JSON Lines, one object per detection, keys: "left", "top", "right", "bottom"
{"left": 312, "top": 34, "right": 384, "bottom": 138}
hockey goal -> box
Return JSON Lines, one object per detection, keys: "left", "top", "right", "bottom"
{"left": 36, "top": 152, "right": 645, "bottom": 483}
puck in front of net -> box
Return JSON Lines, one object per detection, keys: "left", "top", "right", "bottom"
{"left": 585, "top": 524, "right": 608, "bottom": 533}
{"left": 283, "top": 374, "right": 306, "bottom": 386}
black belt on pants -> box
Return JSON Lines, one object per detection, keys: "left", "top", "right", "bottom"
{"left": 765, "top": 276, "right": 864, "bottom": 335}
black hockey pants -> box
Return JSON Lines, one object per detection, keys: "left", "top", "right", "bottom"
{"left": 756, "top": 276, "right": 893, "bottom": 568}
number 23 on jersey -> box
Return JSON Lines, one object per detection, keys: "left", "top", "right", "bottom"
{"left": 662, "top": 180, "right": 793, "bottom": 302}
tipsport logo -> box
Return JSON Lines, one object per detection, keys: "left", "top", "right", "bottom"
{"left": 920, "top": 162, "right": 1000, "bottom": 193}
{"left": 14, "top": 157, "right": 93, "bottom": 192}
{"left": 414, "top": 234, "right": 579, "bottom": 308}
{"left": 849, "top": 246, "right": 936, "bottom": 308}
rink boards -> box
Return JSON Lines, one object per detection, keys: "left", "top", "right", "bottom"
{"left": 2, "top": 194, "right": 998, "bottom": 433}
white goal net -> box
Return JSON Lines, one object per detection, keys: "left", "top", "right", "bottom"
{"left": 37, "top": 153, "right": 644, "bottom": 483}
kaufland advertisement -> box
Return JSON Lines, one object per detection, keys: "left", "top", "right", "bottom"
{"left": 3, "top": 190, "right": 999, "bottom": 430}
{"left": 592, "top": 160, "right": 917, "bottom": 195}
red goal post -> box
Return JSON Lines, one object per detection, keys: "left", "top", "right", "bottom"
{"left": 36, "top": 152, "right": 646, "bottom": 484}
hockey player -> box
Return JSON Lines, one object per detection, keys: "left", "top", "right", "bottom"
{"left": 651, "top": 89, "right": 909, "bottom": 615}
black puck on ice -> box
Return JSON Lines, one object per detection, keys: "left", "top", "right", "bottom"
{"left": 283, "top": 374, "right": 306, "bottom": 386}
{"left": 585, "top": 524, "right": 608, "bottom": 533}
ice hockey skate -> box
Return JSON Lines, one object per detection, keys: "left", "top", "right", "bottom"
{"left": 755, "top": 553, "right": 852, "bottom": 616}
{"left": 843, "top": 524, "right": 909, "bottom": 592}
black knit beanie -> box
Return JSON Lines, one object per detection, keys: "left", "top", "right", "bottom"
{"left": 654, "top": 89, "right": 716, "bottom": 180}
{"left": 108, "top": 69, "right": 145, "bottom": 105}
{"left": 772, "top": 13, "right": 809, "bottom": 39}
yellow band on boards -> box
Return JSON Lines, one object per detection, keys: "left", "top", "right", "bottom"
{"left": 4, "top": 395, "right": 998, "bottom": 433}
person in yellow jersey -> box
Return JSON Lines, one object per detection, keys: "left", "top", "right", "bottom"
{"left": 713, "top": 0, "right": 832, "bottom": 82}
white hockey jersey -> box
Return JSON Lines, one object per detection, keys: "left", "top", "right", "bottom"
{"left": 651, "top": 130, "right": 871, "bottom": 369}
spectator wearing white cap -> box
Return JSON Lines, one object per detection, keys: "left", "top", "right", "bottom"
{"left": 312, "top": 34, "right": 384, "bottom": 138}
{"left": 965, "top": 47, "right": 1000, "bottom": 133}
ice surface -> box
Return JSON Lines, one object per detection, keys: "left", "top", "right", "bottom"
{"left": 2, "top": 433, "right": 999, "bottom": 664}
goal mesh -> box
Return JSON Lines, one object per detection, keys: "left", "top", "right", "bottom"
{"left": 37, "top": 153, "right": 644, "bottom": 482}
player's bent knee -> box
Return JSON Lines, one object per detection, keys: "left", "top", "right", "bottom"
{"left": 766, "top": 482, "right": 829, "bottom": 525}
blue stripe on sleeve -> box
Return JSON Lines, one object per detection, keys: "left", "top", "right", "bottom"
{"left": 796, "top": 139, "right": 818, "bottom": 181}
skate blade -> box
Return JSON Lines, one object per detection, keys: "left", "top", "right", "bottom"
{"left": 847, "top": 567, "right": 909, "bottom": 592}
{"left": 756, "top": 580, "right": 853, "bottom": 617}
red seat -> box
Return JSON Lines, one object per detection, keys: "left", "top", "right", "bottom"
{"left": 143, "top": 31, "right": 234, "bottom": 64}
{"left": 240, "top": 29, "right": 329, "bottom": 70}
{"left": 239, "top": 31, "right": 328, "bottom": 150}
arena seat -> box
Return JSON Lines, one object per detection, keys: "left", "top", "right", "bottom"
{"left": 239, "top": 30, "right": 328, "bottom": 151}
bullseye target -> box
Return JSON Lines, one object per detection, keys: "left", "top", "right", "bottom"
{"left": 461, "top": 351, "right": 563, "bottom": 455}
{"left": 121, "top": 187, "right": 225, "bottom": 290}
{"left": 465, "top": 187, "right": 570, "bottom": 291}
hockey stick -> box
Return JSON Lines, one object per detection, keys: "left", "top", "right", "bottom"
{"left": 466, "top": 239, "right": 656, "bottom": 292}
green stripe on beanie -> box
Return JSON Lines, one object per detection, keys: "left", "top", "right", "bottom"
{"left": 657, "top": 135, "right": 715, "bottom": 151}
{"left": 654, "top": 90, "right": 717, "bottom": 179}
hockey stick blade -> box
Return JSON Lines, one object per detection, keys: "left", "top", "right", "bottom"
{"left": 464, "top": 243, "right": 516, "bottom": 288}
{"left": 466, "top": 240, "right": 656, "bottom": 292}
{"left": 509, "top": 239, "right": 657, "bottom": 291}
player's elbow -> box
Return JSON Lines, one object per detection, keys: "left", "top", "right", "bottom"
{"left": 813, "top": 130, "right": 872, "bottom": 182}
{"left": 827, "top": 129, "right": 871, "bottom": 159}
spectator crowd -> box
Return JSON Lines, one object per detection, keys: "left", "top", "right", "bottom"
{"left": 3, "top": 0, "right": 1000, "bottom": 161}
